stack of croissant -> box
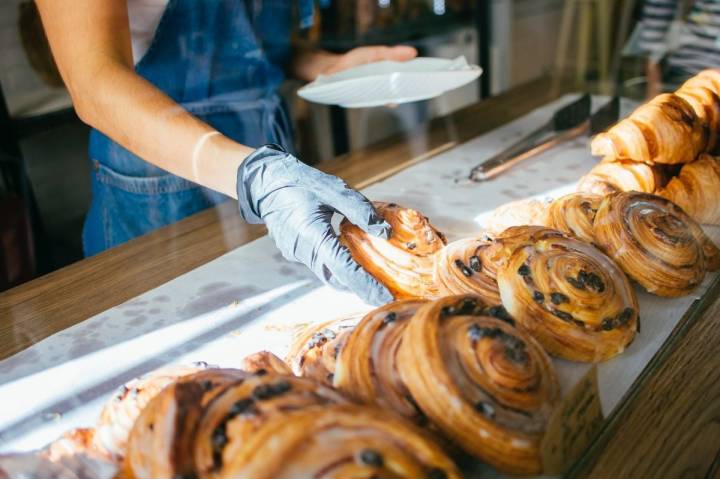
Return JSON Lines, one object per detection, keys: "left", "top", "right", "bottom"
{"left": 578, "top": 69, "right": 720, "bottom": 226}
{"left": 1, "top": 362, "right": 461, "bottom": 479}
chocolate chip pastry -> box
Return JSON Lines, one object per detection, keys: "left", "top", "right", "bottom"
{"left": 290, "top": 295, "right": 559, "bottom": 475}
{"left": 340, "top": 202, "right": 501, "bottom": 304}
{"left": 593, "top": 191, "right": 720, "bottom": 297}
{"left": 494, "top": 226, "right": 639, "bottom": 362}
{"left": 123, "top": 368, "right": 459, "bottom": 479}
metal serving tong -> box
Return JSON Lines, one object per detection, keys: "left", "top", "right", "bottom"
{"left": 469, "top": 95, "right": 620, "bottom": 182}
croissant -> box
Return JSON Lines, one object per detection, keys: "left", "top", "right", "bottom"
{"left": 591, "top": 93, "right": 704, "bottom": 164}
{"left": 218, "top": 405, "right": 461, "bottom": 479}
{"left": 576, "top": 157, "right": 674, "bottom": 195}
{"left": 291, "top": 295, "right": 558, "bottom": 475}
{"left": 482, "top": 198, "right": 549, "bottom": 235}
{"left": 340, "top": 202, "right": 446, "bottom": 298}
{"left": 676, "top": 77, "right": 720, "bottom": 152}
{"left": 94, "top": 362, "right": 211, "bottom": 460}
{"left": 656, "top": 154, "right": 720, "bottom": 225}
{"left": 593, "top": 192, "right": 720, "bottom": 297}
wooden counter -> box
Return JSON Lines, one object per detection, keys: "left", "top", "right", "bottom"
{"left": 1, "top": 77, "right": 719, "bottom": 477}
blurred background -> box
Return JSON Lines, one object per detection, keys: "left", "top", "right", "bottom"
{"left": 0, "top": 0, "right": 710, "bottom": 290}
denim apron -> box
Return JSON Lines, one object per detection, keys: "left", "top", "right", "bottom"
{"left": 82, "top": 0, "right": 314, "bottom": 256}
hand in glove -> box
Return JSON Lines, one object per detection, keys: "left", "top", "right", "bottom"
{"left": 237, "top": 144, "right": 393, "bottom": 305}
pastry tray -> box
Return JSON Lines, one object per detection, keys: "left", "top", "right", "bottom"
{"left": 1, "top": 95, "right": 717, "bottom": 477}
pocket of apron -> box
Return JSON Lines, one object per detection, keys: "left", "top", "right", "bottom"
{"left": 82, "top": 160, "right": 222, "bottom": 256}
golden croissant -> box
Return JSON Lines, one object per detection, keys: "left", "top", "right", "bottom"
{"left": 576, "top": 157, "right": 675, "bottom": 195}
{"left": 591, "top": 93, "right": 704, "bottom": 164}
{"left": 656, "top": 154, "right": 720, "bottom": 225}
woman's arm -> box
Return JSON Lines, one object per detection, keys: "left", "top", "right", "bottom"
{"left": 35, "top": 0, "right": 249, "bottom": 198}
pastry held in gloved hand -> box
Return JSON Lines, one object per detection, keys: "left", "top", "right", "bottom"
{"left": 340, "top": 201, "right": 447, "bottom": 298}
{"left": 593, "top": 192, "right": 720, "bottom": 297}
{"left": 237, "top": 144, "right": 393, "bottom": 306}
{"left": 656, "top": 154, "right": 720, "bottom": 225}
{"left": 495, "top": 226, "right": 639, "bottom": 362}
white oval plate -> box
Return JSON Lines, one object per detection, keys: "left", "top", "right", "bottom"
{"left": 297, "top": 56, "right": 482, "bottom": 108}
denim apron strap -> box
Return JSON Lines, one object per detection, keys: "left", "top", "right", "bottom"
{"left": 83, "top": 0, "right": 305, "bottom": 256}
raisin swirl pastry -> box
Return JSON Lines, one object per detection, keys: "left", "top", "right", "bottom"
{"left": 192, "top": 375, "right": 348, "bottom": 477}
{"left": 124, "top": 368, "right": 248, "bottom": 479}
{"left": 495, "top": 226, "right": 639, "bottom": 362}
{"left": 94, "top": 362, "right": 211, "bottom": 460}
{"left": 592, "top": 192, "right": 720, "bottom": 297}
{"left": 286, "top": 315, "right": 362, "bottom": 386}
{"left": 218, "top": 405, "right": 461, "bottom": 479}
{"left": 397, "top": 295, "right": 559, "bottom": 475}
{"left": 340, "top": 202, "right": 447, "bottom": 298}
{"left": 333, "top": 299, "right": 428, "bottom": 422}
{"left": 434, "top": 237, "right": 502, "bottom": 304}
{"left": 541, "top": 192, "right": 602, "bottom": 244}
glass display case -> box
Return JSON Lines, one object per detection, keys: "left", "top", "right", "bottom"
{"left": 1, "top": 1, "right": 720, "bottom": 478}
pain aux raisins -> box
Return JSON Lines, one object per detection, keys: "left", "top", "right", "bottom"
{"left": 454, "top": 259, "right": 473, "bottom": 277}
{"left": 251, "top": 380, "right": 292, "bottom": 401}
{"left": 517, "top": 264, "right": 531, "bottom": 276}
{"left": 406, "top": 241, "right": 417, "bottom": 250}
{"left": 212, "top": 397, "right": 258, "bottom": 468}
{"left": 552, "top": 309, "right": 574, "bottom": 322}
{"left": 533, "top": 291, "right": 545, "bottom": 304}
{"left": 486, "top": 305, "right": 514, "bottom": 324}
{"left": 427, "top": 468, "right": 449, "bottom": 479}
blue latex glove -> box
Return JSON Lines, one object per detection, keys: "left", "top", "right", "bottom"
{"left": 237, "top": 144, "right": 394, "bottom": 305}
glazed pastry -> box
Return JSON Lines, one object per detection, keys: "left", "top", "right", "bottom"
{"left": 541, "top": 192, "right": 602, "bottom": 244}
{"left": 593, "top": 192, "right": 720, "bottom": 297}
{"left": 217, "top": 405, "right": 461, "bottom": 479}
{"left": 495, "top": 227, "right": 639, "bottom": 362}
{"left": 591, "top": 93, "right": 704, "bottom": 164}
{"left": 124, "top": 368, "right": 248, "bottom": 479}
{"left": 340, "top": 202, "right": 446, "bottom": 298}
{"left": 656, "top": 154, "right": 720, "bottom": 225}
{"left": 94, "top": 363, "right": 210, "bottom": 460}
{"left": 576, "top": 157, "right": 673, "bottom": 195}
{"left": 286, "top": 315, "right": 362, "bottom": 385}
{"left": 482, "top": 198, "right": 549, "bottom": 235}
{"left": 333, "top": 300, "right": 428, "bottom": 422}
{"left": 192, "top": 375, "right": 347, "bottom": 477}
{"left": 397, "top": 295, "right": 559, "bottom": 475}
{"left": 433, "top": 237, "right": 502, "bottom": 304}
{"left": 241, "top": 351, "right": 292, "bottom": 375}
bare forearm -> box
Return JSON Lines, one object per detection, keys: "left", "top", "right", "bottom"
{"left": 75, "top": 64, "right": 250, "bottom": 198}
{"left": 36, "top": 0, "right": 250, "bottom": 198}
